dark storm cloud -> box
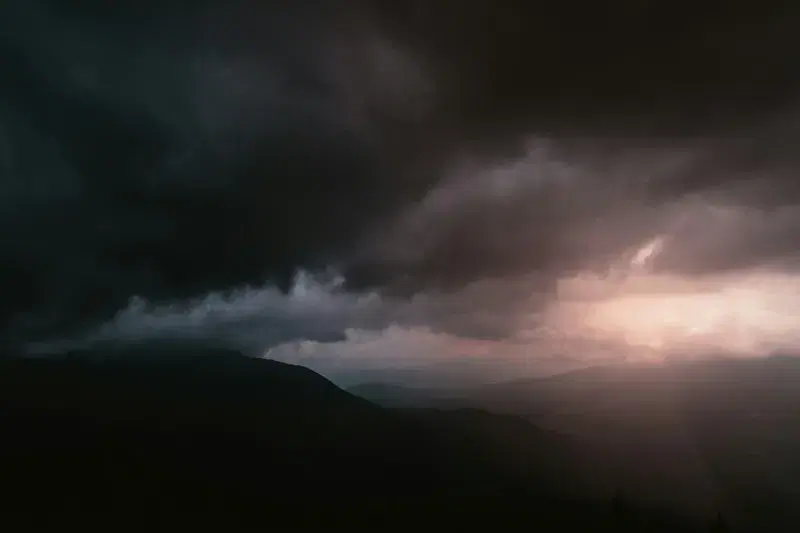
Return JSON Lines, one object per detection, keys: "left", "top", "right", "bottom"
{"left": 4, "top": 0, "right": 800, "bottom": 349}
{"left": 361, "top": 0, "right": 800, "bottom": 216}
{"left": 365, "top": 1, "right": 800, "bottom": 139}
{"left": 338, "top": 0, "right": 800, "bottom": 291}
{"left": 0, "top": 0, "right": 433, "bottom": 345}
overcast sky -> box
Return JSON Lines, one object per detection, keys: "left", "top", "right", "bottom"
{"left": 4, "top": 1, "right": 800, "bottom": 379}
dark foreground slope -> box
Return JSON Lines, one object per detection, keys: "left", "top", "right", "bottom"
{"left": 0, "top": 343, "right": 701, "bottom": 530}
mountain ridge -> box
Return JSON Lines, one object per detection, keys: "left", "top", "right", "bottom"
{"left": 0, "top": 341, "right": 704, "bottom": 530}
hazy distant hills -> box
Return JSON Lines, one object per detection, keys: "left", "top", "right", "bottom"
{"left": 291, "top": 351, "right": 597, "bottom": 389}
{"left": 0, "top": 342, "right": 702, "bottom": 530}
{"left": 350, "top": 355, "right": 800, "bottom": 531}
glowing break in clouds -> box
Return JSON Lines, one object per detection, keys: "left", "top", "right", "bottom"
{"left": 548, "top": 236, "right": 800, "bottom": 357}
{"left": 630, "top": 237, "right": 666, "bottom": 271}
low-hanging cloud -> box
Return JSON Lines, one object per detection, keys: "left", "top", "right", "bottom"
{"left": 30, "top": 267, "right": 630, "bottom": 385}
{"left": 34, "top": 267, "right": 549, "bottom": 351}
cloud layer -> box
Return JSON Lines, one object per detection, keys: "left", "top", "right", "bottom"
{"left": 4, "top": 2, "right": 800, "bottom": 381}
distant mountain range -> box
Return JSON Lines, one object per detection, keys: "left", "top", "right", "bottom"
{"left": 301, "top": 350, "right": 603, "bottom": 388}
{"left": 0, "top": 341, "right": 709, "bottom": 530}
{"left": 350, "top": 355, "right": 800, "bottom": 531}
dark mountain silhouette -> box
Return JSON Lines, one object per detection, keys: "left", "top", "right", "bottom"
{"left": 0, "top": 341, "right": 702, "bottom": 530}
{"left": 352, "top": 355, "right": 800, "bottom": 531}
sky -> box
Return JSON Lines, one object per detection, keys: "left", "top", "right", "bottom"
{"left": 4, "top": 1, "right": 800, "bottom": 382}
